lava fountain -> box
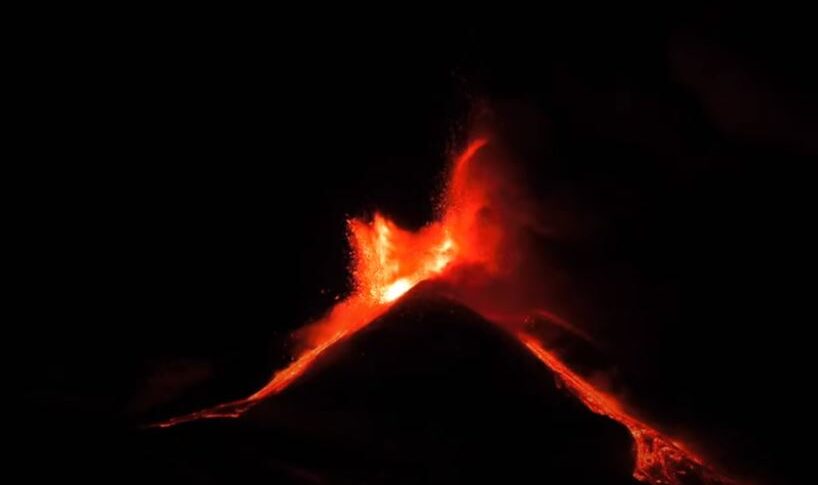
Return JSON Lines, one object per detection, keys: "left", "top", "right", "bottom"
{"left": 154, "top": 137, "right": 736, "bottom": 485}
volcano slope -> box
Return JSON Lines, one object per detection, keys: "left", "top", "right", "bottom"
{"left": 136, "top": 288, "right": 638, "bottom": 484}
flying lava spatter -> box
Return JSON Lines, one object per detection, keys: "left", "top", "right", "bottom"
{"left": 155, "top": 138, "right": 736, "bottom": 485}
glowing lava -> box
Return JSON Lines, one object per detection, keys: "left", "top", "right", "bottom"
{"left": 154, "top": 138, "right": 735, "bottom": 484}
{"left": 520, "top": 334, "right": 734, "bottom": 485}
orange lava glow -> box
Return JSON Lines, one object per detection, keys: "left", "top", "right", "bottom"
{"left": 519, "top": 334, "right": 734, "bottom": 484}
{"left": 154, "top": 138, "right": 735, "bottom": 484}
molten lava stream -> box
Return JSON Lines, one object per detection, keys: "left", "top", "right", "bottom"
{"left": 153, "top": 138, "right": 735, "bottom": 485}
{"left": 518, "top": 333, "right": 734, "bottom": 485}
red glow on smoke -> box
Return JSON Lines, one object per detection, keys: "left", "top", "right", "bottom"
{"left": 155, "top": 138, "right": 735, "bottom": 484}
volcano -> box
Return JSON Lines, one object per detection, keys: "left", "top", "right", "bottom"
{"left": 145, "top": 287, "right": 636, "bottom": 483}
{"left": 151, "top": 138, "right": 736, "bottom": 484}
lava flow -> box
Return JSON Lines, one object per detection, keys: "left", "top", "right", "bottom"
{"left": 155, "top": 138, "right": 735, "bottom": 485}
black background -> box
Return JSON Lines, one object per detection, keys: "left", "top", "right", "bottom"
{"left": 18, "top": 5, "right": 816, "bottom": 484}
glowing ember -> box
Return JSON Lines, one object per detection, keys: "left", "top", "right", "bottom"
{"left": 154, "top": 138, "right": 735, "bottom": 484}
